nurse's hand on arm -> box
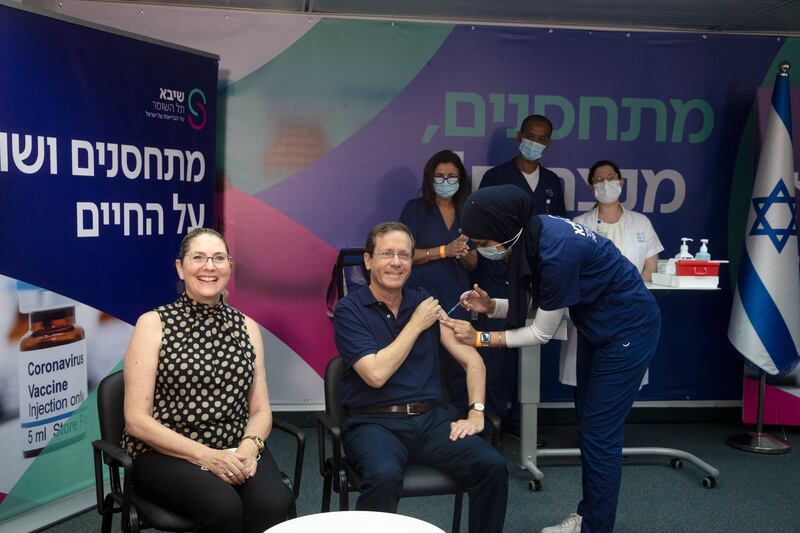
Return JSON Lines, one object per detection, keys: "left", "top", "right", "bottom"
{"left": 439, "top": 316, "right": 481, "bottom": 346}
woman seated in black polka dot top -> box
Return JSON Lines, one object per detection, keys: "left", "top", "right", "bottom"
{"left": 120, "top": 227, "right": 292, "bottom": 533}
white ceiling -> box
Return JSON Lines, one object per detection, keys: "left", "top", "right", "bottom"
{"left": 88, "top": 0, "right": 800, "bottom": 35}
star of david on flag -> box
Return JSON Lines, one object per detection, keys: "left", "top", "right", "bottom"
{"left": 729, "top": 62, "right": 800, "bottom": 375}
{"left": 750, "top": 179, "right": 797, "bottom": 253}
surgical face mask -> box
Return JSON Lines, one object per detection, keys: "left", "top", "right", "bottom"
{"left": 433, "top": 180, "right": 459, "bottom": 199}
{"left": 593, "top": 179, "right": 622, "bottom": 204}
{"left": 476, "top": 228, "right": 524, "bottom": 261}
{"left": 518, "top": 138, "right": 546, "bottom": 161}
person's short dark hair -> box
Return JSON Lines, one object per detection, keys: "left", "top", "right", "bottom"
{"left": 420, "top": 149, "right": 471, "bottom": 215}
{"left": 588, "top": 160, "right": 622, "bottom": 185}
{"left": 519, "top": 114, "right": 553, "bottom": 139}
{"left": 365, "top": 222, "right": 415, "bottom": 256}
{"left": 178, "top": 227, "right": 229, "bottom": 259}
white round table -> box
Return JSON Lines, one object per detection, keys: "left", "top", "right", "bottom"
{"left": 265, "top": 511, "right": 445, "bottom": 532}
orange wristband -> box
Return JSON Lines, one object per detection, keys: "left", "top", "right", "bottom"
{"left": 439, "top": 245, "right": 446, "bottom": 258}
{"left": 475, "top": 331, "right": 482, "bottom": 349}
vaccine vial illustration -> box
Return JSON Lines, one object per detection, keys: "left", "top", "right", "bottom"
{"left": 17, "top": 282, "right": 88, "bottom": 458}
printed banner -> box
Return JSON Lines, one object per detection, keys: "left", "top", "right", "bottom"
{"left": 0, "top": 3, "right": 216, "bottom": 521}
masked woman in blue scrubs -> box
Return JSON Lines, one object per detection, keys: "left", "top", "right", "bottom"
{"left": 440, "top": 185, "right": 661, "bottom": 533}
{"left": 399, "top": 149, "right": 477, "bottom": 405}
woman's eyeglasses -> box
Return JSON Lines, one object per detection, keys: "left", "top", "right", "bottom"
{"left": 186, "top": 253, "right": 232, "bottom": 267}
{"left": 433, "top": 175, "right": 459, "bottom": 185}
{"left": 592, "top": 173, "right": 619, "bottom": 184}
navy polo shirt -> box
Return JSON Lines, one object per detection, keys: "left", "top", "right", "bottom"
{"left": 480, "top": 160, "right": 566, "bottom": 218}
{"left": 536, "top": 215, "right": 660, "bottom": 346}
{"left": 333, "top": 285, "right": 443, "bottom": 408}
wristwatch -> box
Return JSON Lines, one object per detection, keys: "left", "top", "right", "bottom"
{"left": 241, "top": 435, "right": 265, "bottom": 453}
{"left": 468, "top": 402, "right": 485, "bottom": 413}
{"left": 479, "top": 331, "right": 491, "bottom": 347}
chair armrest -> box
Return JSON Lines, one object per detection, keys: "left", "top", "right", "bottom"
{"left": 316, "top": 412, "right": 341, "bottom": 440}
{"left": 92, "top": 439, "right": 133, "bottom": 470}
{"left": 91, "top": 439, "right": 134, "bottom": 521}
{"left": 271, "top": 417, "right": 306, "bottom": 500}
{"left": 316, "top": 412, "right": 343, "bottom": 477}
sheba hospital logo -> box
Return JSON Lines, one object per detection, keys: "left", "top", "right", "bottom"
{"left": 188, "top": 88, "right": 207, "bottom": 131}
{"left": 146, "top": 86, "right": 207, "bottom": 131}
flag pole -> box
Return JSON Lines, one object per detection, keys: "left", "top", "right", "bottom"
{"left": 727, "top": 369, "right": 791, "bottom": 453}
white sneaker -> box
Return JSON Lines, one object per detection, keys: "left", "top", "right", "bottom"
{"left": 540, "top": 513, "right": 582, "bottom": 533}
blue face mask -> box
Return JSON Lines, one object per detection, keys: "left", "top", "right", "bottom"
{"left": 518, "top": 138, "right": 546, "bottom": 161}
{"left": 433, "top": 181, "right": 460, "bottom": 199}
{"left": 476, "top": 228, "right": 523, "bottom": 261}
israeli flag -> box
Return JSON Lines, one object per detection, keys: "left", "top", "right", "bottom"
{"left": 729, "top": 62, "right": 800, "bottom": 375}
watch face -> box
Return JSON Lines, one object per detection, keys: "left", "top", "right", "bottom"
{"left": 480, "top": 332, "right": 491, "bottom": 344}
{"left": 471, "top": 402, "right": 485, "bottom": 412}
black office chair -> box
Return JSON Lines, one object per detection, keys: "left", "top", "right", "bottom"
{"left": 317, "top": 356, "right": 501, "bottom": 533}
{"left": 92, "top": 370, "right": 305, "bottom": 533}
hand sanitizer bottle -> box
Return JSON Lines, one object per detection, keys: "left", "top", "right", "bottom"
{"left": 695, "top": 239, "right": 711, "bottom": 261}
{"left": 675, "top": 238, "right": 694, "bottom": 259}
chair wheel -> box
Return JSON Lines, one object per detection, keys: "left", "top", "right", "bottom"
{"left": 670, "top": 458, "right": 683, "bottom": 469}
{"left": 702, "top": 476, "right": 716, "bottom": 489}
{"left": 528, "top": 479, "right": 542, "bottom": 492}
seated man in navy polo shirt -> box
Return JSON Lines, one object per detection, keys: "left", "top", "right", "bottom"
{"left": 333, "top": 221, "right": 508, "bottom": 533}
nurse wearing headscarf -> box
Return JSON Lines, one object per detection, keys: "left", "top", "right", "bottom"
{"left": 440, "top": 185, "right": 661, "bottom": 533}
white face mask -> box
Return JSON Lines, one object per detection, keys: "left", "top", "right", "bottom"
{"left": 476, "top": 228, "right": 524, "bottom": 261}
{"left": 593, "top": 180, "right": 622, "bottom": 204}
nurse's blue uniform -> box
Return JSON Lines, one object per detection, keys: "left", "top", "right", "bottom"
{"left": 400, "top": 197, "right": 472, "bottom": 406}
{"left": 536, "top": 215, "right": 661, "bottom": 533}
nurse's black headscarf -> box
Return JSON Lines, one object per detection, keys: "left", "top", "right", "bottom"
{"left": 460, "top": 185, "right": 543, "bottom": 329}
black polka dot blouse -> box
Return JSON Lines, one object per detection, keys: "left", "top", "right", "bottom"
{"left": 121, "top": 293, "right": 256, "bottom": 459}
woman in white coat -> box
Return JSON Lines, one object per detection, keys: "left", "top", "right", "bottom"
{"left": 561, "top": 160, "right": 663, "bottom": 387}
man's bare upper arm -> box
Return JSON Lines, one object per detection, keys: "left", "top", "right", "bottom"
{"left": 439, "top": 322, "right": 480, "bottom": 369}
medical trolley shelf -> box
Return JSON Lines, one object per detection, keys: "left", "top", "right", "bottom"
{"left": 519, "top": 284, "right": 720, "bottom": 492}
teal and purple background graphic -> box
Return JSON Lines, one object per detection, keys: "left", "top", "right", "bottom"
{"left": 219, "top": 19, "right": 797, "bottom": 402}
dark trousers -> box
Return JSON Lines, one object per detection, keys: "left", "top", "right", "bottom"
{"left": 575, "top": 317, "right": 661, "bottom": 533}
{"left": 342, "top": 404, "right": 508, "bottom": 533}
{"left": 134, "top": 449, "right": 292, "bottom": 533}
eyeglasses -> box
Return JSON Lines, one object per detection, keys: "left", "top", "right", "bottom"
{"left": 592, "top": 173, "right": 620, "bottom": 184}
{"left": 372, "top": 250, "right": 412, "bottom": 262}
{"left": 186, "top": 253, "right": 232, "bottom": 267}
{"left": 433, "top": 174, "right": 459, "bottom": 185}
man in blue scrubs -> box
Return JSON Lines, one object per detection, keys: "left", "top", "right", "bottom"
{"left": 333, "top": 221, "right": 508, "bottom": 533}
{"left": 475, "top": 114, "right": 566, "bottom": 429}
{"left": 444, "top": 186, "right": 661, "bottom": 533}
